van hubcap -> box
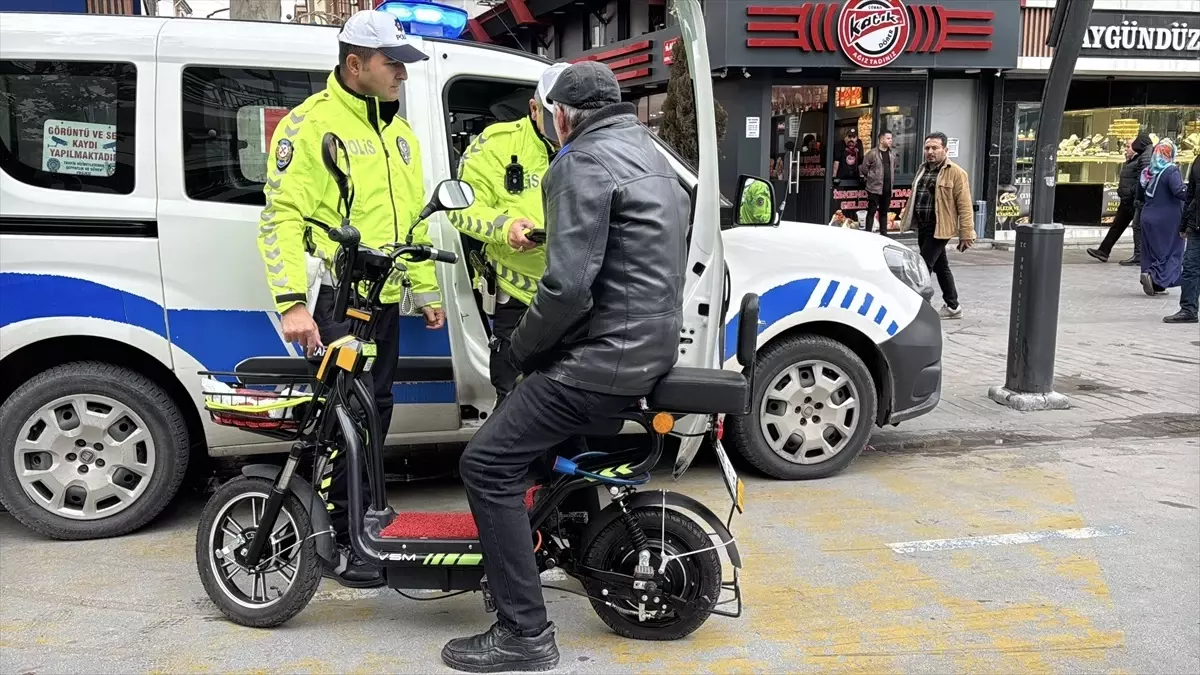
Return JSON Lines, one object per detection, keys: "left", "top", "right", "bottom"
{"left": 13, "top": 395, "right": 156, "bottom": 520}
{"left": 759, "top": 360, "right": 860, "bottom": 465}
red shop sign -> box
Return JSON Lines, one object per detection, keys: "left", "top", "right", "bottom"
{"left": 664, "top": 37, "right": 679, "bottom": 65}
{"left": 746, "top": 0, "right": 995, "bottom": 68}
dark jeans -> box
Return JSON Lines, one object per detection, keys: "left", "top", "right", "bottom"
{"left": 1098, "top": 204, "right": 1135, "bottom": 255}
{"left": 459, "top": 372, "right": 640, "bottom": 635}
{"left": 917, "top": 225, "right": 959, "bottom": 309}
{"left": 489, "top": 295, "right": 528, "bottom": 400}
{"left": 1181, "top": 229, "right": 1200, "bottom": 318}
{"left": 312, "top": 285, "right": 400, "bottom": 544}
{"left": 864, "top": 191, "right": 890, "bottom": 235}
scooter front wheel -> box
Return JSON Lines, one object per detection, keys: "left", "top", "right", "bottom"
{"left": 195, "top": 476, "right": 322, "bottom": 627}
{"left": 581, "top": 507, "right": 721, "bottom": 640}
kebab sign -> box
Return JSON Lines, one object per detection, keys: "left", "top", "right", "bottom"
{"left": 42, "top": 119, "right": 117, "bottom": 177}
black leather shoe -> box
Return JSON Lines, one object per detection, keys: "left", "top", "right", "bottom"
{"left": 1164, "top": 311, "right": 1199, "bottom": 324}
{"left": 1086, "top": 248, "right": 1109, "bottom": 262}
{"left": 441, "top": 621, "right": 560, "bottom": 673}
{"left": 322, "top": 544, "right": 385, "bottom": 589}
{"left": 1119, "top": 255, "right": 1140, "bottom": 266}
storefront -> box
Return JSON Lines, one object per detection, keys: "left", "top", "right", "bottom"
{"left": 568, "top": 0, "right": 1020, "bottom": 231}
{"left": 994, "top": 1, "right": 1200, "bottom": 233}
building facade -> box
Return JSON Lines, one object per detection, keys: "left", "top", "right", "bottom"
{"left": 994, "top": 0, "right": 1199, "bottom": 233}
{"left": 469, "top": 0, "right": 1022, "bottom": 230}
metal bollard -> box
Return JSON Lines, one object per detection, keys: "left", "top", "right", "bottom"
{"left": 1003, "top": 223, "right": 1065, "bottom": 394}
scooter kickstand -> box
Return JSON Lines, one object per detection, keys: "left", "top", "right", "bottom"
{"left": 480, "top": 575, "right": 496, "bottom": 613}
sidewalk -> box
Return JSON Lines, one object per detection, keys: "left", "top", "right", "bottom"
{"left": 873, "top": 246, "right": 1200, "bottom": 451}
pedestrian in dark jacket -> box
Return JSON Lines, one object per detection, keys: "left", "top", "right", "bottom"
{"left": 444, "top": 61, "right": 691, "bottom": 673}
{"left": 1165, "top": 160, "right": 1200, "bottom": 323}
{"left": 1088, "top": 136, "right": 1145, "bottom": 262}
{"left": 860, "top": 130, "right": 898, "bottom": 236}
{"left": 1120, "top": 133, "right": 1156, "bottom": 265}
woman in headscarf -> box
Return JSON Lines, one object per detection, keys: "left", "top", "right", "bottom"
{"left": 1138, "top": 139, "right": 1188, "bottom": 296}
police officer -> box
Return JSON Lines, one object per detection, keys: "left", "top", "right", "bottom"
{"left": 256, "top": 9, "right": 443, "bottom": 589}
{"left": 448, "top": 64, "right": 568, "bottom": 404}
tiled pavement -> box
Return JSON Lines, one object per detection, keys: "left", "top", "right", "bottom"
{"left": 873, "top": 244, "right": 1200, "bottom": 450}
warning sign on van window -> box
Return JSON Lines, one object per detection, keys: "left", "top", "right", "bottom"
{"left": 262, "top": 107, "right": 289, "bottom": 152}
{"left": 42, "top": 119, "right": 117, "bottom": 177}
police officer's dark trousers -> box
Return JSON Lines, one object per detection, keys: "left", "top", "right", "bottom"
{"left": 458, "top": 372, "right": 639, "bottom": 635}
{"left": 311, "top": 285, "right": 400, "bottom": 545}
{"left": 489, "top": 295, "right": 528, "bottom": 401}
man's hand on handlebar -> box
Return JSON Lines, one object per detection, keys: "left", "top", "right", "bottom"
{"left": 422, "top": 305, "right": 445, "bottom": 330}
{"left": 281, "top": 304, "right": 323, "bottom": 357}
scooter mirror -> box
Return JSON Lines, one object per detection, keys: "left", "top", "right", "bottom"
{"left": 434, "top": 179, "right": 475, "bottom": 211}
{"left": 320, "top": 132, "right": 354, "bottom": 216}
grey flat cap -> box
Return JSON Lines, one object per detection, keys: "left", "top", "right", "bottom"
{"left": 546, "top": 61, "right": 621, "bottom": 110}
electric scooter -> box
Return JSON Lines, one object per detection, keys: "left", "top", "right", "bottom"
{"left": 194, "top": 131, "right": 760, "bottom": 641}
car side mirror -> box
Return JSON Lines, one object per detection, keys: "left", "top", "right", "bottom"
{"left": 734, "top": 174, "right": 778, "bottom": 227}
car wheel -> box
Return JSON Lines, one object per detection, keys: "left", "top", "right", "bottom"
{"left": 727, "top": 335, "right": 876, "bottom": 480}
{"left": 0, "top": 361, "right": 191, "bottom": 540}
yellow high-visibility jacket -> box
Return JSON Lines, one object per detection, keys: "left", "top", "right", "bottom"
{"left": 258, "top": 70, "right": 440, "bottom": 314}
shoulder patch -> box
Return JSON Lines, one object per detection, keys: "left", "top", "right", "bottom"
{"left": 396, "top": 137, "right": 411, "bottom": 165}
{"left": 276, "top": 138, "right": 294, "bottom": 171}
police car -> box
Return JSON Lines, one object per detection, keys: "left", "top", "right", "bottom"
{"left": 0, "top": 7, "right": 940, "bottom": 539}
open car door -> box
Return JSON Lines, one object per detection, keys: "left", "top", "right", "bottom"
{"left": 670, "top": 0, "right": 729, "bottom": 477}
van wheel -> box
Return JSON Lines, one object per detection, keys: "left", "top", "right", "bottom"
{"left": 727, "top": 335, "right": 876, "bottom": 480}
{"left": 0, "top": 362, "right": 190, "bottom": 540}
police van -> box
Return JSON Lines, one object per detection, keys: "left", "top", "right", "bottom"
{"left": 0, "top": 9, "right": 941, "bottom": 540}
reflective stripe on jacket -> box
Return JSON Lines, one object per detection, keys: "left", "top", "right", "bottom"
{"left": 257, "top": 70, "right": 439, "bottom": 314}
{"left": 449, "top": 116, "right": 551, "bottom": 305}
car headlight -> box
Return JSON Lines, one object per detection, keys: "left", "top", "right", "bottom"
{"left": 883, "top": 244, "right": 933, "bottom": 300}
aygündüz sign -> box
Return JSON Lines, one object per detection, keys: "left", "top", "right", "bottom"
{"left": 1080, "top": 12, "right": 1200, "bottom": 58}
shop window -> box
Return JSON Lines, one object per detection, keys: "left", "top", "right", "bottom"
{"left": 772, "top": 85, "right": 829, "bottom": 181}
{"left": 617, "top": 0, "right": 631, "bottom": 41}
{"left": 1004, "top": 103, "right": 1198, "bottom": 228}
{"left": 181, "top": 66, "right": 333, "bottom": 205}
{"left": 633, "top": 93, "right": 667, "bottom": 136}
{"left": 0, "top": 60, "right": 136, "bottom": 195}
{"left": 877, "top": 86, "right": 921, "bottom": 177}
{"left": 648, "top": 0, "right": 667, "bottom": 31}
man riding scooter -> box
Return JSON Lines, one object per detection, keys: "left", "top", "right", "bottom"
{"left": 441, "top": 61, "right": 693, "bottom": 673}
{"left": 448, "top": 63, "right": 569, "bottom": 405}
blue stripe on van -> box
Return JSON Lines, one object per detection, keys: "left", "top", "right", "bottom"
{"left": 0, "top": 273, "right": 455, "bottom": 402}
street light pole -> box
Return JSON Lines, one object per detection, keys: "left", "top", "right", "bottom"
{"left": 988, "top": 0, "right": 1095, "bottom": 411}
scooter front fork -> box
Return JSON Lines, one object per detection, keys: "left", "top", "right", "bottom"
{"left": 242, "top": 441, "right": 306, "bottom": 567}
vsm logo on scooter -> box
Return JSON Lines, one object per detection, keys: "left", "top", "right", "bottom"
{"left": 838, "top": 0, "right": 911, "bottom": 69}
{"left": 390, "top": 552, "right": 420, "bottom": 562}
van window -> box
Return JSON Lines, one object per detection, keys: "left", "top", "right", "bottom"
{"left": 0, "top": 60, "right": 136, "bottom": 195}
{"left": 181, "top": 66, "right": 331, "bottom": 205}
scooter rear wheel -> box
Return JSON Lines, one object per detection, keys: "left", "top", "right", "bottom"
{"left": 195, "top": 476, "right": 322, "bottom": 627}
{"left": 581, "top": 507, "right": 721, "bottom": 640}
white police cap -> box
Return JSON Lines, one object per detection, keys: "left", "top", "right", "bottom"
{"left": 339, "top": 10, "right": 429, "bottom": 64}
{"left": 535, "top": 63, "right": 570, "bottom": 113}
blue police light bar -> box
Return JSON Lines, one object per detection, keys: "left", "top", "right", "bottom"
{"left": 377, "top": 1, "right": 469, "bottom": 39}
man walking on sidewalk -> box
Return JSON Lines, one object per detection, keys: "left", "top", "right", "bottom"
{"left": 861, "top": 130, "right": 897, "bottom": 236}
{"left": 898, "top": 131, "right": 975, "bottom": 319}
{"left": 1164, "top": 160, "right": 1199, "bottom": 324}
{"left": 1089, "top": 133, "right": 1152, "bottom": 264}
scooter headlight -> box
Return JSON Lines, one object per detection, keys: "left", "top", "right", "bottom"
{"left": 883, "top": 244, "right": 933, "bottom": 300}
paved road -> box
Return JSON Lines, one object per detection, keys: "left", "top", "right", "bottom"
{"left": 2, "top": 247, "right": 1198, "bottom": 675}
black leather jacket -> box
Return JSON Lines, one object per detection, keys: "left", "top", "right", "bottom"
{"left": 1134, "top": 145, "right": 1154, "bottom": 207}
{"left": 509, "top": 102, "right": 690, "bottom": 396}
{"left": 1185, "top": 163, "right": 1198, "bottom": 233}
{"left": 1117, "top": 155, "right": 1140, "bottom": 208}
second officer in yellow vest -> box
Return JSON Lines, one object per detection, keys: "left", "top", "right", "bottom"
{"left": 449, "top": 64, "right": 568, "bottom": 402}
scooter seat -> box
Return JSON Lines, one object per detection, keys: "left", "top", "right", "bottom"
{"left": 646, "top": 367, "right": 749, "bottom": 415}
{"left": 379, "top": 485, "right": 540, "bottom": 540}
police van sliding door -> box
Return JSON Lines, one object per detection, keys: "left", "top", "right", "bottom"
{"left": 154, "top": 20, "right": 462, "bottom": 450}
